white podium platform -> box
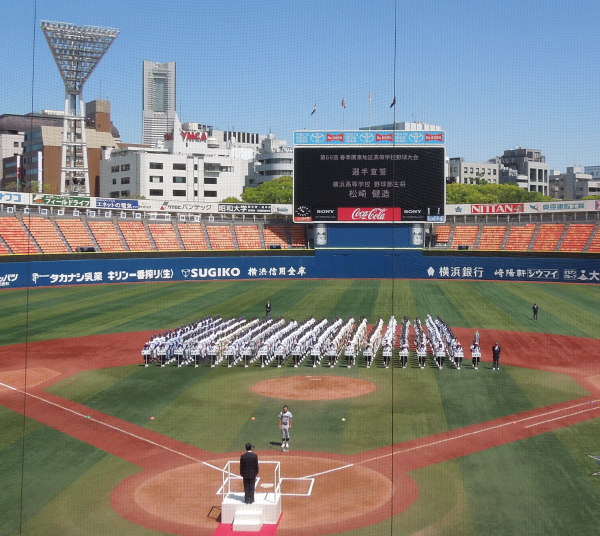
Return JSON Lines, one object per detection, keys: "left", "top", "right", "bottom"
{"left": 221, "top": 461, "right": 281, "bottom": 531}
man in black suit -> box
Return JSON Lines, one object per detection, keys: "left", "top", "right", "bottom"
{"left": 240, "top": 443, "right": 259, "bottom": 504}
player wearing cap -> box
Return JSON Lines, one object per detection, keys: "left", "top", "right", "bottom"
{"left": 278, "top": 405, "right": 292, "bottom": 450}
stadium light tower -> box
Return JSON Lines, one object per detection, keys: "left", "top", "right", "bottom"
{"left": 41, "top": 20, "right": 119, "bottom": 195}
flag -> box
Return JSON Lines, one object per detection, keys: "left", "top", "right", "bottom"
{"left": 390, "top": 96, "right": 396, "bottom": 108}
{"left": 368, "top": 88, "right": 371, "bottom": 102}
{"left": 310, "top": 103, "right": 316, "bottom": 115}
{"left": 341, "top": 97, "right": 346, "bottom": 109}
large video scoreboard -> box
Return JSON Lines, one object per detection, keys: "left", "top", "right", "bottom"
{"left": 293, "top": 143, "right": 445, "bottom": 223}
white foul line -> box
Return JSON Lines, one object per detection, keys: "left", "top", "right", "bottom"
{"left": 359, "top": 399, "right": 600, "bottom": 466}
{"left": 302, "top": 463, "right": 354, "bottom": 479}
{"left": 0, "top": 381, "right": 205, "bottom": 464}
{"left": 524, "top": 406, "right": 600, "bottom": 428}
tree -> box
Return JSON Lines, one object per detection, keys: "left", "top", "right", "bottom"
{"left": 221, "top": 196, "right": 241, "bottom": 203}
{"left": 241, "top": 176, "right": 292, "bottom": 204}
{"left": 24, "top": 181, "right": 58, "bottom": 194}
{"left": 582, "top": 195, "right": 600, "bottom": 200}
{"left": 447, "top": 183, "right": 552, "bottom": 204}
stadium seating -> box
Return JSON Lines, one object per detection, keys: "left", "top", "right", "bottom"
{"left": 234, "top": 225, "right": 262, "bottom": 250}
{"left": 56, "top": 219, "right": 95, "bottom": 251}
{"left": 22, "top": 217, "right": 69, "bottom": 253}
{"left": 477, "top": 226, "right": 507, "bottom": 251}
{"left": 177, "top": 223, "right": 209, "bottom": 250}
{"left": 558, "top": 224, "right": 595, "bottom": 252}
{"left": 434, "top": 225, "right": 451, "bottom": 244}
{"left": 206, "top": 225, "right": 235, "bottom": 250}
{"left": 119, "top": 221, "right": 155, "bottom": 251}
{"left": 504, "top": 224, "right": 536, "bottom": 251}
{"left": 263, "top": 226, "right": 288, "bottom": 249}
{"left": 451, "top": 225, "right": 478, "bottom": 250}
{"left": 87, "top": 221, "right": 127, "bottom": 252}
{"left": 148, "top": 223, "right": 181, "bottom": 251}
{"left": 0, "top": 216, "right": 38, "bottom": 254}
{"left": 290, "top": 226, "right": 306, "bottom": 248}
{"left": 586, "top": 226, "right": 600, "bottom": 253}
{"left": 531, "top": 223, "right": 565, "bottom": 252}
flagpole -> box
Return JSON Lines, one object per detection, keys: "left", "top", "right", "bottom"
{"left": 369, "top": 87, "right": 372, "bottom": 130}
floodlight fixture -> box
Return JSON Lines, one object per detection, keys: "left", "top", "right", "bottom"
{"left": 41, "top": 20, "right": 119, "bottom": 195}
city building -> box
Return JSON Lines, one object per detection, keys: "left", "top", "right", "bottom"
{"left": 549, "top": 165, "right": 600, "bottom": 200}
{"left": 246, "top": 134, "right": 293, "bottom": 188}
{"left": 142, "top": 61, "right": 177, "bottom": 146}
{"left": 18, "top": 100, "right": 120, "bottom": 196}
{"left": 499, "top": 147, "right": 549, "bottom": 195}
{"left": 0, "top": 112, "right": 64, "bottom": 188}
{"left": 584, "top": 165, "right": 600, "bottom": 180}
{"left": 359, "top": 121, "right": 442, "bottom": 131}
{"left": 448, "top": 157, "right": 499, "bottom": 184}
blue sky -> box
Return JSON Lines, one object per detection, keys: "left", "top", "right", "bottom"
{"left": 1, "top": 0, "right": 599, "bottom": 172}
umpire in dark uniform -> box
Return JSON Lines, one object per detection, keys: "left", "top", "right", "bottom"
{"left": 492, "top": 342, "right": 501, "bottom": 371}
{"left": 240, "top": 443, "right": 259, "bottom": 504}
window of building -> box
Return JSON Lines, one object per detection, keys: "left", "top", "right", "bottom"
{"left": 121, "top": 177, "right": 130, "bottom": 184}
{"left": 194, "top": 190, "right": 198, "bottom": 196}
{"left": 194, "top": 177, "right": 198, "bottom": 183}
{"left": 204, "top": 177, "right": 217, "bottom": 184}
{"left": 149, "top": 189, "right": 163, "bottom": 196}
{"left": 149, "top": 176, "right": 163, "bottom": 183}
{"left": 493, "top": 169, "right": 497, "bottom": 175}
{"left": 13, "top": 141, "right": 19, "bottom": 147}
{"left": 194, "top": 164, "right": 198, "bottom": 170}
{"left": 173, "top": 189, "right": 186, "bottom": 196}
{"left": 112, "top": 178, "right": 116, "bottom": 185}
{"left": 470, "top": 168, "right": 473, "bottom": 173}
{"left": 487, "top": 169, "right": 491, "bottom": 174}
{"left": 149, "top": 162, "right": 163, "bottom": 169}
{"left": 121, "top": 190, "right": 130, "bottom": 197}
{"left": 173, "top": 176, "right": 186, "bottom": 183}
{"left": 121, "top": 164, "right": 130, "bottom": 171}
{"left": 173, "top": 163, "right": 186, "bottom": 170}
{"left": 204, "top": 190, "right": 218, "bottom": 197}
{"left": 109, "top": 191, "right": 119, "bottom": 198}
{"left": 111, "top": 165, "right": 119, "bottom": 173}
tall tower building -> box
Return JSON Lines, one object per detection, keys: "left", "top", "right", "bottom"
{"left": 142, "top": 61, "right": 177, "bottom": 145}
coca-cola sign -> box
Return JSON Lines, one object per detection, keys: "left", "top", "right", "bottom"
{"left": 338, "top": 207, "right": 402, "bottom": 222}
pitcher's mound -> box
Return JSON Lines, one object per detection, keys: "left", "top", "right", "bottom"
{"left": 252, "top": 376, "right": 376, "bottom": 400}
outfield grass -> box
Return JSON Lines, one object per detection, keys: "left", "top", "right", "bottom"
{"left": 2, "top": 279, "right": 600, "bottom": 535}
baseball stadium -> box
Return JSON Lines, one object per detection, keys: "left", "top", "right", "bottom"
{"left": 2, "top": 190, "right": 600, "bottom": 536}
{"left": 3, "top": 3, "right": 600, "bottom": 536}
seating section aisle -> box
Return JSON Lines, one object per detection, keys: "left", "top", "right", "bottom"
{"left": 87, "top": 221, "right": 127, "bottom": 252}
{"left": 477, "top": 226, "right": 507, "bottom": 251}
{"left": 434, "top": 225, "right": 451, "bottom": 244}
{"left": 531, "top": 223, "right": 565, "bottom": 252}
{"left": 504, "top": 224, "right": 536, "bottom": 251}
{"left": 587, "top": 227, "right": 600, "bottom": 253}
{"left": 263, "top": 226, "right": 288, "bottom": 249}
{"left": 234, "top": 225, "right": 261, "bottom": 250}
{"left": 558, "top": 224, "right": 595, "bottom": 252}
{"left": 56, "top": 219, "right": 95, "bottom": 251}
{"left": 206, "top": 225, "right": 235, "bottom": 250}
{"left": 22, "top": 217, "right": 69, "bottom": 253}
{"left": 178, "top": 223, "right": 208, "bottom": 250}
{"left": 119, "top": 221, "right": 154, "bottom": 251}
{"left": 148, "top": 223, "right": 180, "bottom": 251}
{"left": 0, "top": 240, "right": 9, "bottom": 254}
{"left": 0, "top": 217, "right": 38, "bottom": 254}
{"left": 451, "top": 225, "right": 478, "bottom": 250}
{"left": 290, "top": 226, "right": 306, "bottom": 247}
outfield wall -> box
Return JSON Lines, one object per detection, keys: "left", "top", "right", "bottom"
{"left": 1, "top": 248, "right": 599, "bottom": 289}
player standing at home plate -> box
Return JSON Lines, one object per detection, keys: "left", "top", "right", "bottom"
{"left": 279, "top": 405, "right": 292, "bottom": 450}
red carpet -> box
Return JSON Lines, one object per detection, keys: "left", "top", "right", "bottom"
{"left": 212, "top": 515, "right": 281, "bottom": 536}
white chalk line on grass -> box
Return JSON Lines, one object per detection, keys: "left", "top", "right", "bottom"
{"left": 358, "top": 399, "right": 600, "bottom": 466}
{"left": 0, "top": 381, "right": 208, "bottom": 465}
{"left": 524, "top": 405, "right": 600, "bottom": 428}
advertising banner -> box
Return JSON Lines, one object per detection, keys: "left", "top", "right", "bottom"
{"left": 294, "top": 130, "right": 445, "bottom": 146}
{"left": 31, "top": 194, "right": 91, "bottom": 207}
{"left": 0, "top": 191, "right": 30, "bottom": 205}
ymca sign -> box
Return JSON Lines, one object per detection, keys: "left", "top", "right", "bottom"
{"left": 164, "top": 130, "right": 209, "bottom": 142}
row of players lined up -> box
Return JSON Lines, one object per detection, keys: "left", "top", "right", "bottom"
{"left": 141, "top": 314, "right": 483, "bottom": 370}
